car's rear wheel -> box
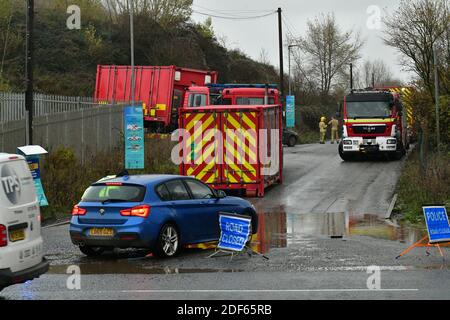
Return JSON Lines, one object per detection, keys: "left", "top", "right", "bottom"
{"left": 154, "top": 224, "right": 179, "bottom": 258}
{"left": 79, "top": 245, "right": 105, "bottom": 257}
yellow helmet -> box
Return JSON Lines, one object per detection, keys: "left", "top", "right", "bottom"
{"left": 321, "top": 116, "right": 326, "bottom": 122}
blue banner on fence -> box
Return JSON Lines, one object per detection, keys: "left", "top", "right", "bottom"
{"left": 218, "top": 213, "right": 251, "bottom": 252}
{"left": 286, "top": 95, "right": 295, "bottom": 128}
{"left": 124, "top": 106, "right": 145, "bottom": 169}
{"left": 26, "top": 156, "right": 48, "bottom": 207}
{"left": 423, "top": 206, "right": 450, "bottom": 244}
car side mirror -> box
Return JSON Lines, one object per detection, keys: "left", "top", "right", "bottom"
{"left": 216, "top": 190, "right": 227, "bottom": 198}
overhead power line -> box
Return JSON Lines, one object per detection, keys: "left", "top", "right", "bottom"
{"left": 192, "top": 4, "right": 274, "bottom": 15}
{"left": 282, "top": 12, "right": 300, "bottom": 37}
{"left": 282, "top": 16, "right": 296, "bottom": 40}
{"left": 192, "top": 10, "right": 276, "bottom": 20}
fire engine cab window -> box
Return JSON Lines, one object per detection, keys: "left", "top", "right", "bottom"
{"left": 346, "top": 101, "right": 391, "bottom": 118}
{"left": 236, "top": 97, "right": 275, "bottom": 105}
{"left": 189, "top": 94, "right": 207, "bottom": 107}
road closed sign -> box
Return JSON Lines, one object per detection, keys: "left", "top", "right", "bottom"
{"left": 217, "top": 213, "right": 251, "bottom": 252}
{"left": 423, "top": 206, "right": 450, "bottom": 244}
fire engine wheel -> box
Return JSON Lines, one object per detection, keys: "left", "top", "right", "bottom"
{"left": 338, "top": 144, "right": 356, "bottom": 161}
{"left": 390, "top": 142, "right": 406, "bottom": 161}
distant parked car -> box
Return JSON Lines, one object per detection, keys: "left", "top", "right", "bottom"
{"left": 283, "top": 128, "right": 298, "bottom": 147}
{"left": 0, "top": 153, "right": 49, "bottom": 291}
{"left": 69, "top": 175, "right": 258, "bottom": 258}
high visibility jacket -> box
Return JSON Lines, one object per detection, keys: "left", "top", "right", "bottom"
{"left": 319, "top": 121, "right": 327, "bottom": 132}
{"left": 328, "top": 119, "right": 339, "bottom": 130}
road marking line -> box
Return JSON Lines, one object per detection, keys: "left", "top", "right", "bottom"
{"left": 120, "top": 289, "right": 419, "bottom": 293}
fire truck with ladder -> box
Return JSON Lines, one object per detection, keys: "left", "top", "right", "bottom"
{"left": 339, "top": 89, "right": 410, "bottom": 161}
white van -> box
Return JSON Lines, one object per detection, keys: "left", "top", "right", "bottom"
{"left": 0, "top": 153, "right": 48, "bottom": 291}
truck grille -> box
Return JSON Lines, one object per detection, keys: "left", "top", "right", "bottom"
{"left": 352, "top": 125, "right": 386, "bottom": 134}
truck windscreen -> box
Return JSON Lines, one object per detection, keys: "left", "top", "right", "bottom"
{"left": 346, "top": 101, "right": 391, "bottom": 119}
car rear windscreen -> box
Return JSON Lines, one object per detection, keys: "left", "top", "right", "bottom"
{"left": 81, "top": 184, "right": 146, "bottom": 202}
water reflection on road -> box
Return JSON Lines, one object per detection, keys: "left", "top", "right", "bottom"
{"left": 250, "top": 207, "right": 425, "bottom": 254}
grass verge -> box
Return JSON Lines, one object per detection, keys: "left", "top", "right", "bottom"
{"left": 395, "top": 147, "right": 450, "bottom": 224}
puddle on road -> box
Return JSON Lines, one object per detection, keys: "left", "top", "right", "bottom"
{"left": 250, "top": 209, "right": 426, "bottom": 254}
{"left": 48, "top": 261, "right": 243, "bottom": 275}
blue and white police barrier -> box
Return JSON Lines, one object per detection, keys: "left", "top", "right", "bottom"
{"left": 423, "top": 206, "right": 450, "bottom": 244}
{"left": 396, "top": 205, "right": 450, "bottom": 259}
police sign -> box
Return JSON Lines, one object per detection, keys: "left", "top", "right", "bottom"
{"left": 423, "top": 206, "right": 450, "bottom": 244}
{"left": 218, "top": 213, "right": 251, "bottom": 252}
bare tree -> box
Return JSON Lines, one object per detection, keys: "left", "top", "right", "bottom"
{"left": 103, "top": 0, "right": 192, "bottom": 27}
{"left": 359, "top": 59, "right": 402, "bottom": 88}
{"left": 296, "top": 13, "right": 365, "bottom": 96}
{"left": 383, "top": 0, "right": 449, "bottom": 97}
{"left": 258, "top": 48, "right": 270, "bottom": 65}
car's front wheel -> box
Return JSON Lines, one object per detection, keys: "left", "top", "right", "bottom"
{"left": 154, "top": 224, "right": 179, "bottom": 258}
{"left": 79, "top": 245, "right": 105, "bottom": 257}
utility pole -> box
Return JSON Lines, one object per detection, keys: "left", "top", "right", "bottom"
{"left": 277, "top": 8, "right": 284, "bottom": 100}
{"left": 130, "top": 0, "right": 135, "bottom": 106}
{"left": 372, "top": 72, "right": 375, "bottom": 88}
{"left": 288, "top": 45, "right": 291, "bottom": 96}
{"left": 25, "top": 0, "right": 34, "bottom": 145}
{"left": 433, "top": 43, "right": 440, "bottom": 153}
{"left": 349, "top": 63, "right": 353, "bottom": 92}
{"left": 288, "top": 44, "right": 301, "bottom": 96}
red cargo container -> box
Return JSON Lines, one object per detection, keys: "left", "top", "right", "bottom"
{"left": 94, "top": 65, "right": 218, "bottom": 131}
{"left": 178, "top": 104, "right": 283, "bottom": 197}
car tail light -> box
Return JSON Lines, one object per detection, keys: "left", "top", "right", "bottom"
{"left": 106, "top": 182, "right": 123, "bottom": 186}
{"left": 120, "top": 205, "right": 150, "bottom": 218}
{"left": 0, "top": 224, "right": 7, "bottom": 247}
{"left": 72, "top": 205, "right": 87, "bottom": 216}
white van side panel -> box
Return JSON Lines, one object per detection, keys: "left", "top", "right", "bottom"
{"left": 0, "top": 157, "right": 44, "bottom": 273}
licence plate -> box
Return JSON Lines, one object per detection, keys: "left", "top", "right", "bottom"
{"left": 90, "top": 228, "right": 114, "bottom": 237}
{"left": 9, "top": 229, "right": 25, "bottom": 242}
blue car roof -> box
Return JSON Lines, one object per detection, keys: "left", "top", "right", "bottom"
{"left": 95, "top": 174, "right": 187, "bottom": 187}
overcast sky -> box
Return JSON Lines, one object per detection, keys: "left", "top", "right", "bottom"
{"left": 191, "top": 0, "right": 412, "bottom": 83}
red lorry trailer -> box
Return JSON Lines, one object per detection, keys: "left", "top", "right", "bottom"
{"left": 339, "top": 89, "right": 409, "bottom": 161}
{"left": 94, "top": 65, "right": 218, "bottom": 131}
{"left": 178, "top": 104, "right": 283, "bottom": 197}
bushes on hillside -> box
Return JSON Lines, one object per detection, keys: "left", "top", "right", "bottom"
{"left": 40, "top": 138, "right": 177, "bottom": 220}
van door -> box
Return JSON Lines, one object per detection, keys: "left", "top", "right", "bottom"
{"left": 0, "top": 158, "right": 41, "bottom": 248}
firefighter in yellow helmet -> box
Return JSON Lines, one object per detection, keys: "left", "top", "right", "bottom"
{"left": 319, "top": 116, "right": 327, "bottom": 144}
{"left": 328, "top": 116, "right": 340, "bottom": 144}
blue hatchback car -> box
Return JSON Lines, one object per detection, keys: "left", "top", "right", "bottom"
{"left": 70, "top": 175, "right": 258, "bottom": 257}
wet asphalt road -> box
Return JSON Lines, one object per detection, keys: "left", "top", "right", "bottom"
{"left": 1, "top": 143, "right": 449, "bottom": 300}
